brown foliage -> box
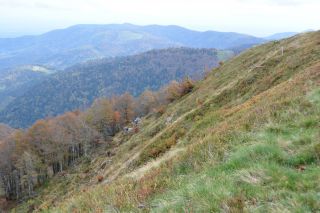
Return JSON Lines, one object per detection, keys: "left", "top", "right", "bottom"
{"left": 97, "top": 176, "right": 104, "bottom": 183}
{"left": 225, "top": 194, "right": 245, "bottom": 212}
{"left": 180, "top": 77, "right": 194, "bottom": 95}
{"left": 113, "top": 111, "right": 121, "bottom": 124}
{"left": 165, "top": 81, "right": 182, "bottom": 102}
{"left": 154, "top": 106, "right": 166, "bottom": 115}
{"left": 133, "top": 126, "right": 140, "bottom": 133}
{"left": 165, "top": 78, "right": 194, "bottom": 102}
{"left": 114, "top": 93, "right": 135, "bottom": 124}
{"left": 137, "top": 90, "right": 157, "bottom": 116}
{"left": 137, "top": 169, "right": 162, "bottom": 201}
{"left": 196, "top": 98, "right": 204, "bottom": 106}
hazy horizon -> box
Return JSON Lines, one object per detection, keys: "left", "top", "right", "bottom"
{"left": 0, "top": 0, "right": 319, "bottom": 38}
{"left": 0, "top": 23, "right": 313, "bottom": 39}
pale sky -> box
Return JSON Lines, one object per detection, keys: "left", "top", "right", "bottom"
{"left": 0, "top": 0, "right": 319, "bottom": 37}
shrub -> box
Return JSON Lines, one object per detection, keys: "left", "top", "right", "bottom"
{"left": 97, "top": 176, "right": 104, "bottom": 182}
{"left": 180, "top": 78, "right": 194, "bottom": 95}
{"left": 154, "top": 105, "right": 166, "bottom": 115}
{"left": 165, "top": 78, "right": 194, "bottom": 102}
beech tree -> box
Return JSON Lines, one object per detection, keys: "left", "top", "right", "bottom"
{"left": 111, "top": 111, "right": 121, "bottom": 135}
{"left": 137, "top": 90, "right": 157, "bottom": 116}
{"left": 165, "top": 80, "right": 183, "bottom": 102}
{"left": 113, "top": 93, "right": 135, "bottom": 124}
{"left": 85, "top": 99, "right": 115, "bottom": 138}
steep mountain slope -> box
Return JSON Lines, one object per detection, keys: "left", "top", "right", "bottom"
{"left": 14, "top": 31, "right": 320, "bottom": 212}
{"left": 0, "top": 65, "right": 56, "bottom": 110}
{"left": 0, "top": 24, "right": 264, "bottom": 69}
{"left": 0, "top": 48, "right": 233, "bottom": 128}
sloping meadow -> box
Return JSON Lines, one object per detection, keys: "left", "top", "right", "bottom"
{"left": 14, "top": 31, "right": 320, "bottom": 212}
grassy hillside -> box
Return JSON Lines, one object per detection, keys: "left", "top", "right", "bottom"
{"left": 14, "top": 31, "right": 320, "bottom": 212}
{"left": 0, "top": 48, "right": 233, "bottom": 128}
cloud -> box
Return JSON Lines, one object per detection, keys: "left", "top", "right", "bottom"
{"left": 33, "top": 2, "right": 71, "bottom": 10}
{"left": 265, "top": 0, "right": 313, "bottom": 6}
{"left": 0, "top": 0, "right": 319, "bottom": 37}
{"left": 0, "top": 0, "right": 31, "bottom": 8}
{"left": 238, "top": 0, "right": 317, "bottom": 6}
{"left": 0, "top": 0, "right": 72, "bottom": 10}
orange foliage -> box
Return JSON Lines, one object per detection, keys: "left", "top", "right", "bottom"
{"left": 113, "top": 111, "right": 121, "bottom": 123}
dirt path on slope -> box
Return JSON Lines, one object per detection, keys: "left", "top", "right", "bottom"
{"left": 102, "top": 108, "right": 197, "bottom": 183}
{"left": 126, "top": 147, "right": 185, "bottom": 180}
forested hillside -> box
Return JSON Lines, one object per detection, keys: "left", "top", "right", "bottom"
{"left": 0, "top": 65, "right": 56, "bottom": 110}
{"left": 0, "top": 124, "right": 14, "bottom": 139}
{"left": 0, "top": 23, "right": 264, "bottom": 70}
{"left": 0, "top": 78, "right": 194, "bottom": 208}
{"left": 0, "top": 48, "right": 233, "bottom": 128}
{"left": 1, "top": 31, "right": 319, "bottom": 212}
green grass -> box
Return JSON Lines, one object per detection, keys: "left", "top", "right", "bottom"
{"left": 38, "top": 83, "right": 319, "bottom": 212}
{"left": 150, "top": 95, "right": 320, "bottom": 212}
{"left": 12, "top": 31, "right": 320, "bottom": 212}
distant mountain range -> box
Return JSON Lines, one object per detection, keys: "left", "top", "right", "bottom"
{"left": 0, "top": 48, "right": 233, "bottom": 128}
{"left": 0, "top": 24, "right": 265, "bottom": 70}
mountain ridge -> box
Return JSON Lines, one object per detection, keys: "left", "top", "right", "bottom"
{"left": 0, "top": 23, "right": 265, "bottom": 70}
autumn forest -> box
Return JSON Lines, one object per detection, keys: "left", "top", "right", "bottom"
{"left": 0, "top": 78, "right": 194, "bottom": 200}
